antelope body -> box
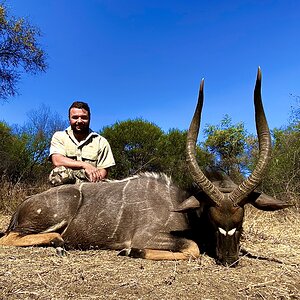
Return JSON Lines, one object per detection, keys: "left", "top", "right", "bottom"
{"left": 0, "top": 69, "right": 289, "bottom": 266}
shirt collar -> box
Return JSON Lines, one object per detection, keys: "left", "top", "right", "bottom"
{"left": 65, "top": 126, "right": 99, "bottom": 145}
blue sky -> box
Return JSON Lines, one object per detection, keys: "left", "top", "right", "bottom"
{"left": 1, "top": 0, "right": 299, "bottom": 136}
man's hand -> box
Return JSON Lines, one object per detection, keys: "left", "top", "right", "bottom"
{"left": 83, "top": 163, "right": 107, "bottom": 182}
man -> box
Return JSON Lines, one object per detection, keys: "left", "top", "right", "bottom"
{"left": 49, "top": 101, "right": 115, "bottom": 186}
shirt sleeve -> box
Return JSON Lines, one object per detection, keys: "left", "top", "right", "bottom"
{"left": 97, "top": 137, "right": 116, "bottom": 169}
{"left": 49, "top": 131, "right": 67, "bottom": 157}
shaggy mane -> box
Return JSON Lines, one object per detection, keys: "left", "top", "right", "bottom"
{"left": 106, "top": 172, "right": 173, "bottom": 186}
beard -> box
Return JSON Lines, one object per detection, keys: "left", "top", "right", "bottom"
{"left": 71, "top": 122, "right": 90, "bottom": 135}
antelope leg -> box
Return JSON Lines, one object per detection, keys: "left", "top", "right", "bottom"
{"left": 0, "top": 231, "right": 64, "bottom": 248}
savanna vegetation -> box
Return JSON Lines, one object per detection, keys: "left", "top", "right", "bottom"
{"left": 0, "top": 100, "right": 299, "bottom": 213}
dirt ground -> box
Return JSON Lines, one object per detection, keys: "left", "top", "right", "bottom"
{"left": 0, "top": 207, "right": 299, "bottom": 300}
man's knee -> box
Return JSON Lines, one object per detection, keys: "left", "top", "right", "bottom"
{"left": 49, "top": 166, "right": 76, "bottom": 186}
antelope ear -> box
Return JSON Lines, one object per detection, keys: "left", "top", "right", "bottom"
{"left": 173, "top": 196, "right": 201, "bottom": 212}
{"left": 249, "top": 192, "right": 292, "bottom": 211}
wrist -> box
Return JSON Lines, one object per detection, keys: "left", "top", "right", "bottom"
{"left": 80, "top": 161, "right": 88, "bottom": 169}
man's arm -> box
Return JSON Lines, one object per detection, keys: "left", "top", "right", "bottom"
{"left": 51, "top": 154, "right": 107, "bottom": 182}
{"left": 51, "top": 153, "right": 86, "bottom": 169}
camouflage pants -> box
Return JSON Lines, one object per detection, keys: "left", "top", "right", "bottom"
{"left": 49, "top": 166, "right": 89, "bottom": 186}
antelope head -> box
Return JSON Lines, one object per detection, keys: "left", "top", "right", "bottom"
{"left": 181, "top": 68, "right": 290, "bottom": 266}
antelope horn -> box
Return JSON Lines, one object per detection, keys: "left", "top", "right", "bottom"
{"left": 186, "top": 79, "right": 224, "bottom": 206}
{"left": 229, "top": 67, "right": 272, "bottom": 205}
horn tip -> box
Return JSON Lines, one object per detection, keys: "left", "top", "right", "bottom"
{"left": 257, "top": 67, "right": 262, "bottom": 81}
{"left": 200, "top": 78, "right": 204, "bottom": 90}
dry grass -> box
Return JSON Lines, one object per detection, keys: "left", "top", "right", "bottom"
{"left": 0, "top": 179, "right": 49, "bottom": 214}
{"left": 0, "top": 206, "right": 299, "bottom": 299}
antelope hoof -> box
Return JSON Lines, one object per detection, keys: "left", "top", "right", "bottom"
{"left": 128, "top": 248, "right": 146, "bottom": 259}
{"left": 56, "top": 246, "right": 66, "bottom": 257}
{"left": 117, "top": 248, "right": 146, "bottom": 258}
{"left": 117, "top": 248, "right": 131, "bottom": 256}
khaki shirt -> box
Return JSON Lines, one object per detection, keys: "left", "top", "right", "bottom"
{"left": 49, "top": 127, "right": 115, "bottom": 169}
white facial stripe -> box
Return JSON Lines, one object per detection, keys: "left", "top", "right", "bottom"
{"left": 228, "top": 228, "right": 237, "bottom": 236}
{"left": 218, "top": 227, "right": 237, "bottom": 236}
{"left": 218, "top": 227, "right": 227, "bottom": 236}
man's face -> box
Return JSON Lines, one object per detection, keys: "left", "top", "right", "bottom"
{"left": 69, "top": 107, "right": 90, "bottom": 134}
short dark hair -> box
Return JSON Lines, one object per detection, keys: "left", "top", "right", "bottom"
{"left": 69, "top": 101, "right": 91, "bottom": 118}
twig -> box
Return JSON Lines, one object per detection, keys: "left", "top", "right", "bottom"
{"left": 132, "top": 157, "right": 157, "bottom": 175}
{"left": 14, "top": 290, "right": 39, "bottom": 296}
{"left": 240, "top": 248, "right": 283, "bottom": 264}
{"left": 37, "top": 272, "right": 54, "bottom": 289}
{"left": 240, "top": 279, "right": 276, "bottom": 291}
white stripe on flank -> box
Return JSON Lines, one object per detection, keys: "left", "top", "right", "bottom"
{"left": 42, "top": 220, "right": 68, "bottom": 233}
{"left": 110, "top": 180, "right": 130, "bottom": 238}
{"left": 79, "top": 183, "right": 84, "bottom": 204}
{"left": 61, "top": 183, "right": 85, "bottom": 236}
{"left": 139, "top": 207, "right": 153, "bottom": 211}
